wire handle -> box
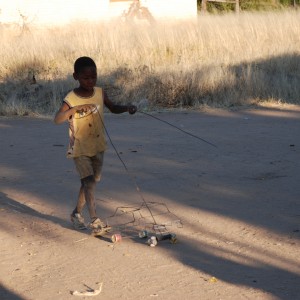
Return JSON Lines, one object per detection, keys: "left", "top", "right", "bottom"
{"left": 97, "top": 108, "right": 159, "bottom": 225}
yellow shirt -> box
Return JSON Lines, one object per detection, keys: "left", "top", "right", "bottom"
{"left": 64, "top": 87, "right": 107, "bottom": 158}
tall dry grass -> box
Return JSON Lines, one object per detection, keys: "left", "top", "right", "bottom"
{"left": 0, "top": 10, "right": 300, "bottom": 115}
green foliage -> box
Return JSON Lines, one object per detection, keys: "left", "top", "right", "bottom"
{"left": 207, "top": 2, "right": 237, "bottom": 13}
{"left": 240, "top": 0, "right": 279, "bottom": 11}
{"left": 197, "top": 0, "right": 299, "bottom": 12}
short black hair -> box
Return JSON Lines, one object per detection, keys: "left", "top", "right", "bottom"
{"left": 74, "top": 56, "right": 96, "bottom": 73}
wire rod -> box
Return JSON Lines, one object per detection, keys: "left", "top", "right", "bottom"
{"left": 138, "top": 110, "right": 218, "bottom": 148}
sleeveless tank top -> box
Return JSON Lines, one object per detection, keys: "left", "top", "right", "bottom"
{"left": 64, "top": 87, "right": 107, "bottom": 158}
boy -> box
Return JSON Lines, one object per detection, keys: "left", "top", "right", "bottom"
{"left": 54, "top": 56, "right": 137, "bottom": 236}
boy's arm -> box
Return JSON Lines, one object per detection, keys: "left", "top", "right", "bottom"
{"left": 103, "top": 91, "right": 137, "bottom": 114}
{"left": 53, "top": 102, "right": 74, "bottom": 124}
{"left": 53, "top": 102, "right": 95, "bottom": 124}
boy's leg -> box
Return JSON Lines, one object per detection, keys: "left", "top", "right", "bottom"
{"left": 81, "top": 175, "right": 97, "bottom": 220}
{"left": 73, "top": 153, "right": 104, "bottom": 221}
{"left": 80, "top": 152, "right": 104, "bottom": 219}
{"left": 92, "top": 152, "right": 104, "bottom": 182}
{"left": 71, "top": 155, "right": 94, "bottom": 230}
{"left": 70, "top": 186, "right": 87, "bottom": 230}
{"left": 72, "top": 186, "right": 85, "bottom": 215}
{"left": 70, "top": 176, "right": 97, "bottom": 230}
{"left": 73, "top": 155, "right": 96, "bottom": 217}
{"left": 81, "top": 175, "right": 110, "bottom": 236}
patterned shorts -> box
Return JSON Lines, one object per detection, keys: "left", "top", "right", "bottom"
{"left": 73, "top": 152, "right": 104, "bottom": 181}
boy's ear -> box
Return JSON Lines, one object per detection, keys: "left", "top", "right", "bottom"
{"left": 73, "top": 72, "right": 78, "bottom": 80}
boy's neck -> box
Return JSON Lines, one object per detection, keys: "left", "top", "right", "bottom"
{"left": 74, "top": 87, "right": 95, "bottom": 98}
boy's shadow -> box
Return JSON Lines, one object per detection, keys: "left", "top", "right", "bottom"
{"left": 0, "top": 191, "right": 72, "bottom": 232}
{"left": 0, "top": 283, "right": 23, "bottom": 300}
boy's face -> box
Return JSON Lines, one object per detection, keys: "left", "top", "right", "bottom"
{"left": 73, "top": 66, "right": 97, "bottom": 92}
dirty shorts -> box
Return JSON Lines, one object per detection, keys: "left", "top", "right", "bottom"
{"left": 73, "top": 152, "right": 104, "bottom": 181}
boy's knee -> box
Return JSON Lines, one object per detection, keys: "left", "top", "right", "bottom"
{"left": 94, "top": 174, "right": 101, "bottom": 182}
{"left": 81, "top": 175, "right": 95, "bottom": 189}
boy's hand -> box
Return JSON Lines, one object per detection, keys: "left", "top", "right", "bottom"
{"left": 128, "top": 105, "right": 137, "bottom": 115}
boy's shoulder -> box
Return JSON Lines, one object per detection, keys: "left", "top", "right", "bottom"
{"left": 91, "top": 87, "right": 103, "bottom": 97}
{"left": 63, "top": 89, "right": 77, "bottom": 107}
{"left": 64, "top": 89, "right": 75, "bottom": 99}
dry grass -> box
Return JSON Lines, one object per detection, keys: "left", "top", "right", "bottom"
{"left": 0, "top": 10, "right": 300, "bottom": 115}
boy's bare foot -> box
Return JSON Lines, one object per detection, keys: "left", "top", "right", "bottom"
{"left": 89, "top": 218, "right": 111, "bottom": 236}
{"left": 71, "top": 213, "right": 87, "bottom": 230}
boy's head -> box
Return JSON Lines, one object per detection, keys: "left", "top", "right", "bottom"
{"left": 73, "top": 57, "right": 97, "bottom": 92}
{"left": 74, "top": 56, "right": 96, "bottom": 74}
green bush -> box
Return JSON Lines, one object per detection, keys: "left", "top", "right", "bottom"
{"left": 197, "top": 0, "right": 299, "bottom": 12}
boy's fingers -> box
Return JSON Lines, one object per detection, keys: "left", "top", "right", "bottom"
{"left": 74, "top": 104, "right": 96, "bottom": 116}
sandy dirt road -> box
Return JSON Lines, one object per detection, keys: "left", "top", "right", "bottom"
{"left": 0, "top": 106, "right": 299, "bottom": 300}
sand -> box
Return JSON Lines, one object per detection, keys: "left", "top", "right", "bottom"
{"left": 0, "top": 105, "right": 299, "bottom": 300}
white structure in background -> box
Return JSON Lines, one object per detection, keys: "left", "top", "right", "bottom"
{"left": 0, "top": 0, "right": 197, "bottom": 26}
